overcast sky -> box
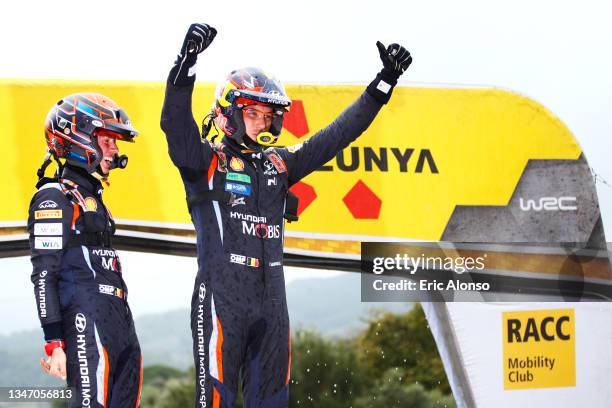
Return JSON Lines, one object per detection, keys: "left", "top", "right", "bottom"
{"left": 1, "top": 0, "right": 611, "bottom": 237}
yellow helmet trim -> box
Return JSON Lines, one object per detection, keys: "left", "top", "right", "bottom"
{"left": 218, "top": 82, "right": 237, "bottom": 108}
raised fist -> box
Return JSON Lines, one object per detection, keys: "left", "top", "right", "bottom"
{"left": 181, "top": 23, "right": 217, "bottom": 56}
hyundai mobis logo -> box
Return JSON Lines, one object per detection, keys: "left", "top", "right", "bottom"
{"left": 315, "top": 147, "right": 438, "bottom": 173}
{"left": 230, "top": 211, "right": 281, "bottom": 239}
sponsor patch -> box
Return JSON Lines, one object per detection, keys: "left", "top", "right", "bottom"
{"left": 99, "top": 284, "right": 115, "bottom": 295}
{"left": 230, "top": 253, "right": 260, "bottom": 267}
{"left": 99, "top": 284, "right": 125, "bottom": 299}
{"left": 230, "top": 253, "right": 246, "bottom": 265}
{"left": 267, "top": 178, "right": 277, "bottom": 186}
{"left": 84, "top": 197, "right": 97, "bottom": 212}
{"left": 263, "top": 160, "right": 278, "bottom": 176}
{"left": 229, "top": 157, "right": 245, "bottom": 172}
{"left": 225, "top": 182, "right": 251, "bottom": 196}
{"left": 38, "top": 200, "right": 58, "bottom": 209}
{"left": 35, "top": 210, "right": 62, "bottom": 220}
{"left": 230, "top": 196, "right": 246, "bottom": 207}
{"left": 268, "top": 153, "right": 287, "bottom": 173}
{"left": 216, "top": 151, "right": 227, "bottom": 173}
{"left": 227, "top": 172, "right": 251, "bottom": 183}
{"left": 269, "top": 261, "right": 282, "bottom": 267}
{"left": 34, "top": 237, "right": 62, "bottom": 250}
{"left": 34, "top": 223, "right": 62, "bottom": 236}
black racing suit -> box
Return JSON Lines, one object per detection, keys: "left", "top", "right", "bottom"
{"left": 28, "top": 166, "right": 142, "bottom": 408}
{"left": 161, "top": 74, "right": 386, "bottom": 407}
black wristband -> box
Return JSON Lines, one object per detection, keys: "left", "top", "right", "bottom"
{"left": 366, "top": 70, "right": 399, "bottom": 104}
{"left": 42, "top": 321, "right": 64, "bottom": 342}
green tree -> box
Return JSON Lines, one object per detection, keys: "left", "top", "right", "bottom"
{"left": 289, "top": 330, "right": 365, "bottom": 408}
{"left": 143, "top": 364, "right": 186, "bottom": 386}
{"left": 157, "top": 376, "right": 195, "bottom": 408}
{"left": 358, "top": 304, "right": 450, "bottom": 393}
{"left": 140, "top": 384, "right": 163, "bottom": 407}
{"left": 354, "top": 368, "right": 456, "bottom": 408}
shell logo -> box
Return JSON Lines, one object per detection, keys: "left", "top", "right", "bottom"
{"left": 84, "top": 197, "right": 98, "bottom": 212}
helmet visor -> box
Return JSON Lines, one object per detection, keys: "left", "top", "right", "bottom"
{"left": 94, "top": 127, "right": 136, "bottom": 142}
{"left": 229, "top": 89, "right": 291, "bottom": 109}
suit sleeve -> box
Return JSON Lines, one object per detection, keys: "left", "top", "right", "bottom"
{"left": 160, "top": 79, "right": 213, "bottom": 183}
{"left": 281, "top": 91, "right": 383, "bottom": 185}
{"left": 28, "top": 188, "right": 74, "bottom": 341}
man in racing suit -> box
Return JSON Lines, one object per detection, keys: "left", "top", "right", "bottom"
{"left": 161, "top": 23, "right": 412, "bottom": 407}
{"left": 29, "top": 93, "right": 142, "bottom": 407}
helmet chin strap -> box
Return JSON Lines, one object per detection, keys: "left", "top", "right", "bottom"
{"left": 91, "top": 169, "right": 110, "bottom": 186}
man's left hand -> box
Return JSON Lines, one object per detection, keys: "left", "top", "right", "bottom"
{"left": 376, "top": 41, "right": 412, "bottom": 80}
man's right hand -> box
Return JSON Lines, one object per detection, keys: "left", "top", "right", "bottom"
{"left": 171, "top": 23, "right": 217, "bottom": 86}
{"left": 40, "top": 347, "right": 67, "bottom": 380}
{"left": 180, "top": 23, "right": 217, "bottom": 57}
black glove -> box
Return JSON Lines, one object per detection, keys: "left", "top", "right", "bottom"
{"left": 170, "top": 23, "right": 217, "bottom": 86}
{"left": 366, "top": 41, "right": 412, "bottom": 104}
{"left": 181, "top": 23, "right": 217, "bottom": 56}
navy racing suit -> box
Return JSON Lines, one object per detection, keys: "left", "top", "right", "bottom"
{"left": 28, "top": 166, "right": 142, "bottom": 407}
{"left": 161, "top": 75, "right": 388, "bottom": 407}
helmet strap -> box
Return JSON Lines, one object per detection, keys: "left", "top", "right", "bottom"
{"left": 37, "top": 149, "right": 65, "bottom": 181}
{"left": 201, "top": 111, "right": 219, "bottom": 141}
{"left": 91, "top": 170, "right": 110, "bottom": 186}
{"left": 36, "top": 152, "right": 53, "bottom": 181}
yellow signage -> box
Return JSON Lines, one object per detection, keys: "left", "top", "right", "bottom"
{"left": 502, "top": 309, "right": 575, "bottom": 390}
{"left": 1, "top": 80, "right": 581, "bottom": 243}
